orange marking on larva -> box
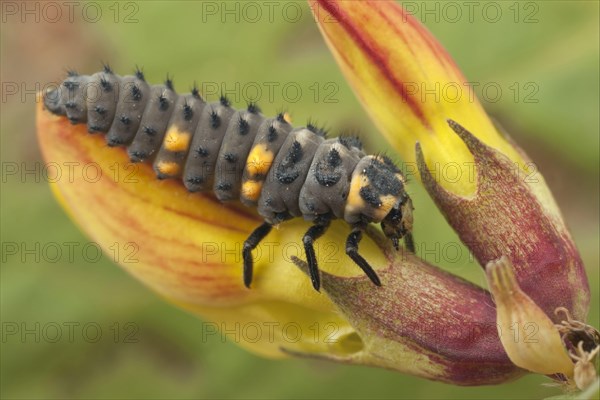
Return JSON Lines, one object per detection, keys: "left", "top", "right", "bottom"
{"left": 164, "top": 127, "right": 191, "bottom": 152}
{"left": 346, "top": 174, "right": 368, "bottom": 213}
{"left": 246, "top": 144, "right": 274, "bottom": 177}
{"left": 156, "top": 161, "right": 180, "bottom": 176}
{"left": 241, "top": 180, "right": 263, "bottom": 202}
{"left": 373, "top": 194, "right": 396, "bottom": 221}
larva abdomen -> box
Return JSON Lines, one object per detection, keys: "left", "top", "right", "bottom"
{"left": 43, "top": 67, "right": 416, "bottom": 292}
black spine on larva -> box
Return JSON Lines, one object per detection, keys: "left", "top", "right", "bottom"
{"left": 306, "top": 120, "right": 328, "bottom": 138}
{"left": 127, "top": 84, "right": 178, "bottom": 163}
{"left": 183, "top": 99, "right": 235, "bottom": 192}
{"left": 106, "top": 75, "right": 151, "bottom": 146}
{"left": 338, "top": 135, "right": 362, "bottom": 151}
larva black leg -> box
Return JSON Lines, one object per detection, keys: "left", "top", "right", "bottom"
{"left": 302, "top": 218, "right": 331, "bottom": 291}
{"left": 345, "top": 229, "right": 381, "bottom": 286}
{"left": 404, "top": 232, "right": 415, "bottom": 253}
{"left": 242, "top": 222, "right": 272, "bottom": 288}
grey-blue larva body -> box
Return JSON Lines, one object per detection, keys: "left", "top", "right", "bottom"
{"left": 43, "top": 66, "right": 415, "bottom": 291}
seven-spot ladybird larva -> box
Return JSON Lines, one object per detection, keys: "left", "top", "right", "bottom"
{"left": 43, "top": 65, "right": 415, "bottom": 291}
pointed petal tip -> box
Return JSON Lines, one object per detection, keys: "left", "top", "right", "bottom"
{"left": 445, "top": 118, "right": 487, "bottom": 156}
{"left": 414, "top": 140, "right": 422, "bottom": 153}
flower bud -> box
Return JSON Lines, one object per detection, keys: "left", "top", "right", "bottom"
{"left": 418, "top": 121, "right": 590, "bottom": 322}
{"left": 485, "top": 256, "right": 574, "bottom": 377}
{"left": 289, "top": 236, "right": 522, "bottom": 386}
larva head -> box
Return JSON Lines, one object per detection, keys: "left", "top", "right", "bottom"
{"left": 345, "top": 155, "right": 413, "bottom": 249}
{"left": 381, "top": 194, "right": 414, "bottom": 250}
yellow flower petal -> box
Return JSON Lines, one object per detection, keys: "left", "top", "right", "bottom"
{"left": 311, "top": 0, "right": 524, "bottom": 196}
{"left": 36, "top": 100, "right": 348, "bottom": 357}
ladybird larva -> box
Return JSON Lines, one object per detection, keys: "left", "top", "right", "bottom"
{"left": 43, "top": 66, "right": 415, "bottom": 291}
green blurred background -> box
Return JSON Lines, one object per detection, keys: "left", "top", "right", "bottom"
{"left": 1, "top": 1, "right": 598, "bottom": 398}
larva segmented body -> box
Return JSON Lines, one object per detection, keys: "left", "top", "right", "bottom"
{"left": 43, "top": 65, "right": 415, "bottom": 291}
